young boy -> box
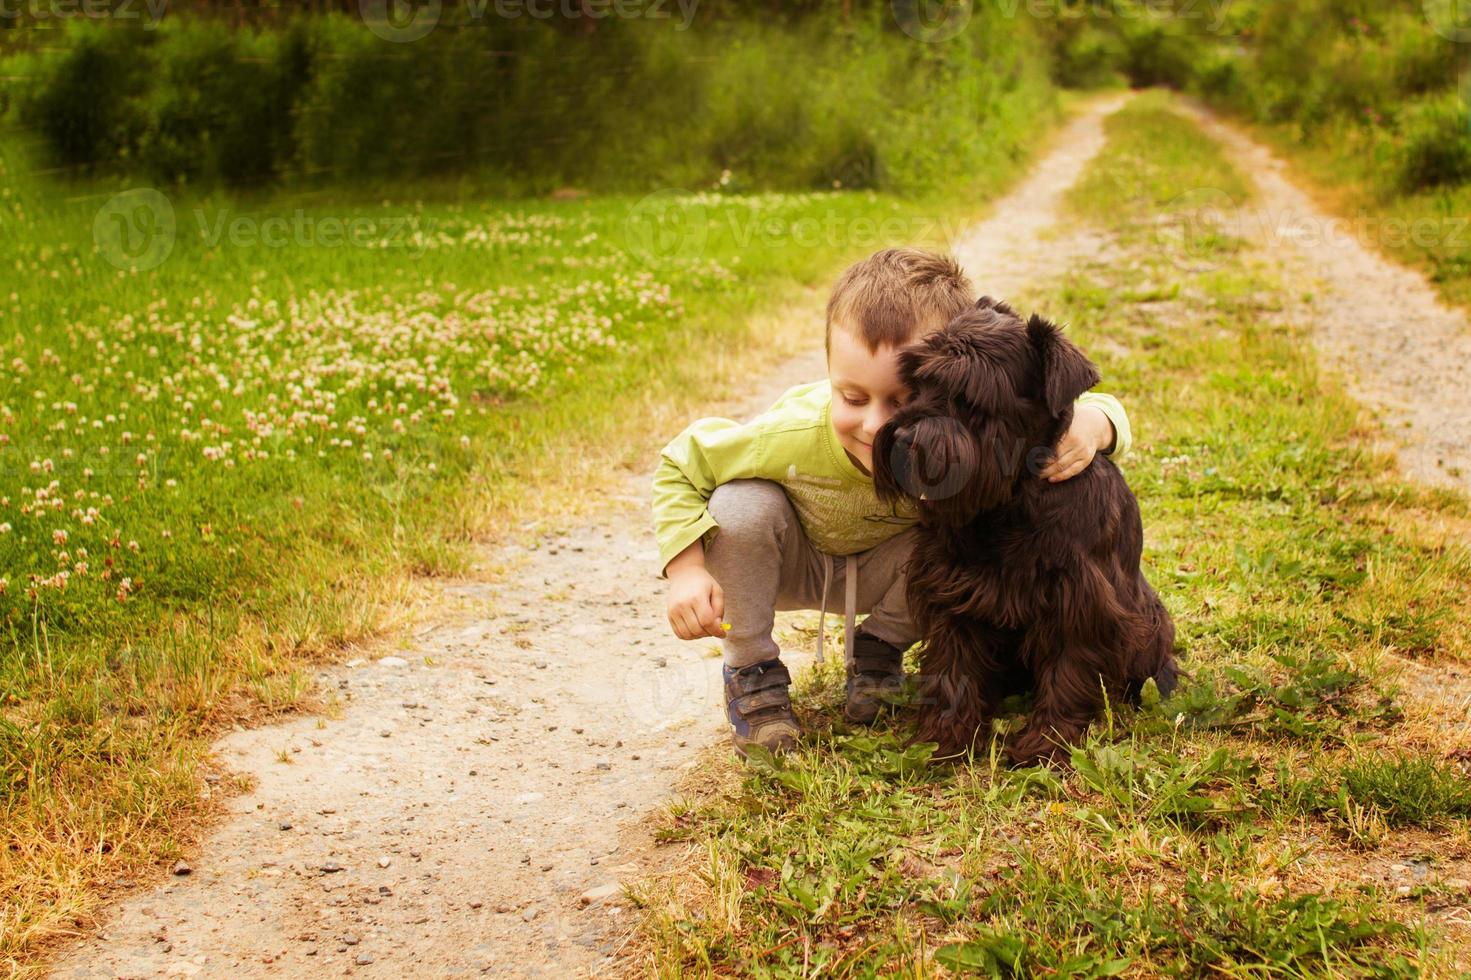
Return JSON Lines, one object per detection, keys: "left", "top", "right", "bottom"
{"left": 649, "top": 248, "right": 1131, "bottom": 759}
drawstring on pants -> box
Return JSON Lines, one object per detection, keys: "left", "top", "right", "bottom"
{"left": 816, "top": 552, "right": 857, "bottom": 666}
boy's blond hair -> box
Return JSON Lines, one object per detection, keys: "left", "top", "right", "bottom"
{"left": 825, "top": 247, "right": 975, "bottom": 357}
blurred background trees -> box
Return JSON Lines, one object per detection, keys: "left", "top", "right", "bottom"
{"left": 1, "top": 0, "right": 1467, "bottom": 197}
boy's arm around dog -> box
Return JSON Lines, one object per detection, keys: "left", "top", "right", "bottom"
{"left": 1074, "top": 392, "right": 1132, "bottom": 459}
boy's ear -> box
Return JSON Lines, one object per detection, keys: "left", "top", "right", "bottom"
{"left": 1026, "top": 312, "right": 1100, "bottom": 417}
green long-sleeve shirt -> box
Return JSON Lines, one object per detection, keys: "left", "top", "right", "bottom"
{"left": 650, "top": 380, "right": 1131, "bottom": 578}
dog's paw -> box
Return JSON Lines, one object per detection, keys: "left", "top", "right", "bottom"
{"left": 1005, "top": 728, "right": 1074, "bottom": 768}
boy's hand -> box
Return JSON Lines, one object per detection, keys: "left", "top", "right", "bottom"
{"left": 667, "top": 567, "right": 727, "bottom": 640}
{"left": 1039, "top": 405, "right": 1115, "bottom": 482}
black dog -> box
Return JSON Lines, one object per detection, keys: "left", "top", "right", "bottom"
{"left": 872, "top": 297, "right": 1178, "bottom": 766}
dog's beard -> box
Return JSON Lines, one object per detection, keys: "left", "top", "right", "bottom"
{"left": 874, "top": 412, "right": 1018, "bottom": 525}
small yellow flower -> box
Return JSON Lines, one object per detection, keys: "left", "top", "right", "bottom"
{"left": 721, "top": 622, "right": 732, "bottom": 632}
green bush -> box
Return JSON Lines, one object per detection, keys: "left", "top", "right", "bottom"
{"left": 8, "top": 9, "right": 1056, "bottom": 195}
{"left": 1039, "top": 0, "right": 1471, "bottom": 208}
{"left": 1119, "top": 19, "right": 1202, "bottom": 89}
{"left": 1052, "top": 24, "right": 1126, "bottom": 89}
{"left": 1387, "top": 11, "right": 1457, "bottom": 96}
{"left": 136, "top": 22, "right": 301, "bottom": 185}
{"left": 1395, "top": 92, "right": 1471, "bottom": 192}
{"left": 15, "top": 21, "right": 153, "bottom": 173}
{"left": 1190, "top": 48, "right": 1247, "bottom": 109}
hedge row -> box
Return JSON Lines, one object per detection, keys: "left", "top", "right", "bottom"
{"left": 3, "top": 8, "right": 1055, "bottom": 194}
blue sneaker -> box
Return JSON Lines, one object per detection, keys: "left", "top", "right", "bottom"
{"left": 724, "top": 660, "right": 800, "bottom": 760}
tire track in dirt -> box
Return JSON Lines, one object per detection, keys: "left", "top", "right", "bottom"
{"left": 1176, "top": 98, "right": 1471, "bottom": 496}
{"left": 953, "top": 92, "right": 1131, "bottom": 298}
{"left": 46, "top": 93, "right": 1135, "bottom": 980}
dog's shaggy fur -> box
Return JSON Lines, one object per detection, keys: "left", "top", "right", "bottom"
{"left": 872, "top": 297, "right": 1179, "bottom": 766}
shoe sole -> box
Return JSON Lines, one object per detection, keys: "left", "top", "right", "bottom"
{"left": 731, "top": 733, "right": 798, "bottom": 760}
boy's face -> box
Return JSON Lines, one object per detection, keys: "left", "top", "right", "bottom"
{"left": 828, "top": 323, "right": 910, "bottom": 478}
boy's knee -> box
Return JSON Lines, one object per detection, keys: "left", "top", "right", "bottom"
{"left": 708, "top": 479, "right": 794, "bottom": 546}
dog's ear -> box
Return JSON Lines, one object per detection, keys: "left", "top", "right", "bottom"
{"left": 1026, "top": 312, "right": 1100, "bottom": 417}
{"left": 975, "top": 295, "right": 1021, "bottom": 319}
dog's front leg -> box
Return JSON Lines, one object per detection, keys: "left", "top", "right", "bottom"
{"left": 1006, "top": 645, "right": 1113, "bottom": 767}
{"left": 912, "top": 622, "right": 1010, "bottom": 758}
{"left": 1009, "top": 562, "right": 1130, "bottom": 767}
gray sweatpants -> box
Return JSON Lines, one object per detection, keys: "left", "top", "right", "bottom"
{"left": 703, "top": 478, "right": 921, "bottom": 670}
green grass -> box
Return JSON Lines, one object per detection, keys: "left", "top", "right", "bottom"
{"left": 632, "top": 89, "right": 1471, "bottom": 977}
{"left": 0, "top": 85, "right": 1070, "bottom": 972}
{"left": 1322, "top": 756, "right": 1471, "bottom": 830}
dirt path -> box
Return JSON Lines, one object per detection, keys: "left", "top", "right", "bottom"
{"left": 1176, "top": 98, "right": 1471, "bottom": 495}
{"left": 49, "top": 355, "right": 835, "bottom": 980}
{"left": 952, "top": 93, "right": 1130, "bottom": 297}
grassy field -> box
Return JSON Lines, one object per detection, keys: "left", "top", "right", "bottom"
{"left": 0, "top": 83, "right": 1076, "bottom": 969}
{"left": 632, "top": 89, "right": 1471, "bottom": 977}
